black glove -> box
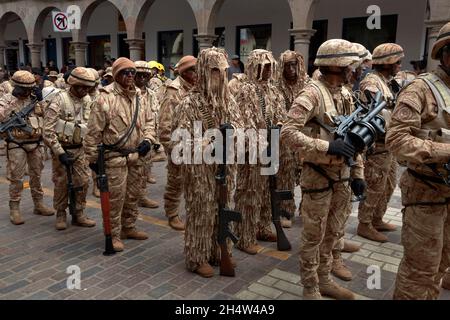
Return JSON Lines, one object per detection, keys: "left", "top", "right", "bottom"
{"left": 34, "top": 86, "right": 43, "bottom": 102}
{"left": 89, "top": 162, "right": 99, "bottom": 174}
{"left": 327, "top": 139, "right": 355, "bottom": 159}
{"left": 351, "top": 178, "right": 366, "bottom": 197}
{"left": 153, "top": 143, "right": 161, "bottom": 152}
{"left": 137, "top": 140, "right": 152, "bottom": 157}
{"left": 58, "top": 153, "right": 72, "bottom": 166}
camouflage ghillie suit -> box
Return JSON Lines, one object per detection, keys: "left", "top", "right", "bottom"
{"left": 171, "top": 48, "right": 241, "bottom": 275}
{"left": 233, "top": 49, "right": 286, "bottom": 252}
{"left": 276, "top": 50, "right": 308, "bottom": 219}
{"left": 84, "top": 58, "right": 157, "bottom": 250}
{"left": 386, "top": 22, "right": 450, "bottom": 299}
{"left": 228, "top": 73, "right": 247, "bottom": 97}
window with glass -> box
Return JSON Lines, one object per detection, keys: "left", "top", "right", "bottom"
{"left": 158, "top": 30, "right": 184, "bottom": 78}
{"left": 236, "top": 24, "right": 272, "bottom": 64}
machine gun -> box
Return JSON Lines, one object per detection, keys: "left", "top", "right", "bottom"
{"left": 267, "top": 125, "right": 292, "bottom": 251}
{"left": 216, "top": 123, "right": 241, "bottom": 277}
{"left": 330, "top": 91, "right": 386, "bottom": 166}
{"left": 0, "top": 88, "right": 55, "bottom": 142}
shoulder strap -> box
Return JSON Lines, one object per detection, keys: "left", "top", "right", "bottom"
{"left": 255, "top": 86, "right": 270, "bottom": 128}
{"left": 309, "top": 80, "right": 335, "bottom": 114}
{"left": 419, "top": 73, "right": 450, "bottom": 114}
{"left": 104, "top": 95, "right": 140, "bottom": 150}
{"left": 196, "top": 98, "right": 215, "bottom": 130}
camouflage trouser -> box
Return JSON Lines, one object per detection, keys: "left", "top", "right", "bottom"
{"left": 393, "top": 170, "right": 450, "bottom": 300}
{"left": 277, "top": 143, "right": 298, "bottom": 217}
{"left": 6, "top": 143, "right": 44, "bottom": 202}
{"left": 299, "top": 164, "right": 352, "bottom": 288}
{"left": 358, "top": 152, "right": 397, "bottom": 224}
{"left": 164, "top": 159, "right": 183, "bottom": 219}
{"left": 106, "top": 163, "right": 144, "bottom": 239}
{"left": 234, "top": 164, "right": 271, "bottom": 249}
{"left": 183, "top": 164, "right": 220, "bottom": 271}
{"left": 52, "top": 147, "right": 89, "bottom": 212}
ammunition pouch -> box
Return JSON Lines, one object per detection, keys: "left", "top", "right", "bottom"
{"left": 55, "top": 119, "right": 88, "bottom": 146}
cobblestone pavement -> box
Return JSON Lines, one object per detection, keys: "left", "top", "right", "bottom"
{"left": 0, "top": 153, "right": 448, "bottom": 300}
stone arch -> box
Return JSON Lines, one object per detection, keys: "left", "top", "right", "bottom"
{"left": 0, "top": 11, "right": 27, "bottom": 45}
{"left": 32, "top": 6, "right": 63, "bottom": 44}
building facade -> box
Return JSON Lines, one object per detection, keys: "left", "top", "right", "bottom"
{"left": 0, "top": 0, "right": 449, "bottom": 75}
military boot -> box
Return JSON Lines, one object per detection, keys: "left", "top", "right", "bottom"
{"left": 55, "top": 211, "right": 67, "bottom": 231}
{"left": 120, "top": 227, "right": 149, "bottom": 240}
{"left": 194, "top": 263, "right": 214, "bottom": 278}
{"left": 33, "top": 200, "right": 55, "bottom": 216}
{"left": 319, "top": 278, "right": 355, "bottom": 300}
{"left": 256, "top": 231, "right": 277, "bottom": 242}
{"left": 342, "top": 241, "right": 360, "bottom": 253}
{"left": 442, "top": 273, "right": 450, "bottom": 290}
{"left": 147, "top": 174, "right": 156, "bottom": 184}
{"left": 112, "top": 238, "right": 124, "bottom": 252}
{"left": 138, "top": 197, "right": 159, "bottom": 208}
{"left": 168, "top": 216, "right": 185, "bottom": 231}
{"left": 281, "top": 217, "right": 292, "bottom": 228}
{"left": 9, "top": 201, "right": 24, "bottom": 225}
{"left": 72, "top": 211, "right": 96, "bottom": 227}
{"left": 357, "top": 222, "right": 388, "bottom": 242}
{"left": 303, "top": 286, "right": 322, "bottom": 300}
{"left": 372, "top": 218, "right": 397, "bottom": 232}
{"left": 331, "top": 257, "right": 353, "bottom": 281}
{"left": 238, "top": 244, "right": 259, "bottom": 255}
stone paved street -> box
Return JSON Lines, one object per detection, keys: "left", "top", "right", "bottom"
{"left": 0, "top": 153, "right": 449, "bottom": 300}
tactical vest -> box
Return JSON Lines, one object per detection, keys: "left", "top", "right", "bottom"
{"left": 55, "top": 91, "right": 91, "bottom": 146}
{"left": 304, "top": 80, "right": 353, "bottom": 142}
{"left": 407, "top": 72, "right": 450, "bottom": 176}
{"left": 7, "top": 99, "right": 43, "bottom": 141}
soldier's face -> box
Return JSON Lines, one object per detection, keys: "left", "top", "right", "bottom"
{"left": 283, "top": 60, "right": 298, "bottom": 82}
{"left": 261, "top": 63, "right": 272, "bottom": 81}
{"left": 12, "top": 86, "right": 32, "bottom": 99}
{"left": 117, "top": 69, "right": 136, "bottom": 88}
{"left": 181, "top": 67, "right": 197, "bottom": 85}
{"left": 71, "top": 85, "right": 90, "bottom": 98}
{"left": 392, "top": 60, "right": 402, "bottom": 76}
{"left": 134, "top": 72, "right": 151, "bottom": 88}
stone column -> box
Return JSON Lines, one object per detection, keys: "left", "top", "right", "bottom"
{"left": 425, "top": 20, "right": 446, "bottom": 72}
{"left": 125, "top": 38, "right": 145, "bottom": 61}
{"left": 195, "top": 34, "right": 217, "bottom": 52}
{"left": 289, "top": 28, "right": 316, "bottom": 64}
{"left": 0, "top": 45, "right": 6, "bottom": 69}
{"left": 71, "top": 41, "right": 89, "bottom": 67}
{"left": 26, "top": 43, "right": 43, "bottom": 69}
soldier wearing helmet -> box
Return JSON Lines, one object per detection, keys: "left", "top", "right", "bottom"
{"left": 281, "top": 39, "right": 365, "bottom": 300}
{"left": 386, "top": 21, "right": 450, "bottom": 299}
{"left": 43, "top": 67, "right": 98, "bottom": 231}
{"left": 148, "top": 60, "right": 164, "bottom": 92}
{"left": 0, "top": 70, "right": 55, "bottom": 225}
{"left": 356, "top": 43, "right": 405, "bottom": 244}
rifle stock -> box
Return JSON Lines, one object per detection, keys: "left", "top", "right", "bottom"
{"left": 97, "top": 144, "right": 115, "bottom": 256}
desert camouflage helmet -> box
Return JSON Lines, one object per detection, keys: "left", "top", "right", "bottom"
{"left": 371, "top": 43, "right": 404, "bottom": 65}
{"left": 68, "top": 67, "right": 97, "bottom": 87}
{"left": 11, "top": 70, "right": 36, "bottom": 87}
{"left": 431, "top": 21, "right": 450, "bottom": 60}
{"left": 350, "top": 43, "right": 370, "bottom": 69}
{"left": 135, "top": 61, "right": 152, "bottom": 74}
{"left": 314, "top": 39, "right": 360, "bottom": 67}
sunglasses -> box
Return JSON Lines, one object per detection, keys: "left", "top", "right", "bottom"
{"left": 121, "top": 69, "right": 136, "bottom": 76}
{"left": 395, "top": 60, "right": 402, "bottom": 65}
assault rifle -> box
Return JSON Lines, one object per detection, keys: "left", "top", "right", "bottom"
{"left": 267, "top": 125, "right": 293, "bottom": 251}
{"left": 0, "top": 88, "right": 55, "bottom": 141}
{"left": 216, "top": 123, "right": 241, "bottom": 277}
{"left": 65, "top": 152, "right": 82, "bottom": 224}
